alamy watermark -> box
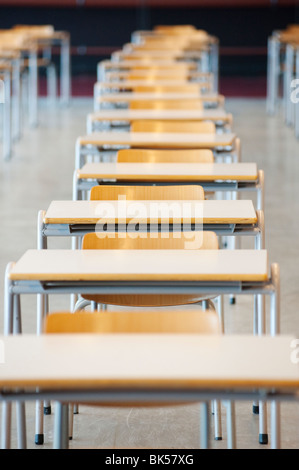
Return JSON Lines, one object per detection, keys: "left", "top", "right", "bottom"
{"left": 0, "top": 79, "right": 4, "bottom": 104}
{"left": 290, "top": 339, "right": 299, "bottom": 364}
{"left": 0, "top": 340, "right": 4, "bottom": 364}
{"left": 290, "top": 79, "right": 299, "bottom": 103}
{"left": 94, "top": 196, "right": 204, "bottom": 249}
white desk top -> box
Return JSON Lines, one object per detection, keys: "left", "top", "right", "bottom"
{"left": 78, "top": 132, "right": 236, "bottom": 149}
{"left": 96, "top": 92, "right": 222, "bottom": 102}
{"left": 44, "top": 200, "right": 257, "bottom": 225}
{"left": 88, "top": 108, "right": 229, "bottom": 122}
{"left": 9, "top": 249, "right": 268, "bottom": 282}
{"left": 77, "top": 162, "right": 257, "bottom": 181}
{"left": 0, "top": 335, "right": 297, "bottom": 390}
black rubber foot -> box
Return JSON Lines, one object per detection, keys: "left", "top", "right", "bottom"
{"left": 35, "top": 434, "right": 44, "bottom": 445}
{"left": 44, "top": 406, "right": 51, "bottom": 415}
{"left": 73, "top": 410, "right": 79, "bottom": 415}
{"left": 229, "top": 297, "right": 236, "bottom": 305}
{"left": 69, "top": 437, "right": 73, "bottom": 440}
{"left": 214, "top": 437, "right": 222, "bottom": 441}
{"left": 259, "top": 434, "right": 268, "bottom": 445}
{"left": 253, "top": 404, "right": 259, "bottom": 414}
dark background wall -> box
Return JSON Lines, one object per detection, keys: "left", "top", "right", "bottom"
{"left": 0, "top": 1, "right": 299, "bottom": 76}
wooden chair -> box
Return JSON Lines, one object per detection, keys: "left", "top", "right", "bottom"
{"left": 117, "top": 148, "right": 214, "bottom": 164}
{"left": 45, "top": 309, "right": 220, "bottom": 335}
{"left": 44, "top": 309, "right": 230, "bottom": 448}
{"left": 89, "top": 184, "right": 205, "bottom": 201}
{"left": 130, "top": 119, "right": 216, "bottom": 134}
{"left": 129, "top": 99, "right": 204, "bottom": 110}
{"left": 80, "top": 231, "right": 218, "bottom": 308}
{"left": 132, "top": 84, "right": 202, "bottom": 94}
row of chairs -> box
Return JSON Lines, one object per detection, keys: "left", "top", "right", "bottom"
{"left": 54, "top": 24, "right": 248, "bottom": 448}
{"left": 6, "top": 24, "right": 272, "bottom": 449}
{"left": 39, "top": 24, "right": 236, "bottom": 449}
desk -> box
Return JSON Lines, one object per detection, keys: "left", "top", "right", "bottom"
{"left": 86, "top": 109, "right": 233, "bottom": 134}
{"left": 75, "top": 132, "right": 239, "bottom": 170}
{"left": 94, "top": 80, "right": 212, "bottom": 95}
{"left": 73, "top": 162, "right": 263, "bottom": 211}
{"left": 94, "top": 92, "right": 224, "bottom": 111}
{"left": 39, "top": 199, "right": 262, "bottom": 246}
{"left": 0, "top": 334, "right": 293, "bottom": 449}
{"left": 4, "top": 248, "right": 279, "bottom": 336}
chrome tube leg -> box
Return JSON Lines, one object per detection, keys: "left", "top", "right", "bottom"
{"left": 60, "top": 36, "right": 71, "bottom": 106}
{"left": 28, "top": 47, "right": 38, "bottom": 128}
{"left": 295, "top": 48, "right": 299, "bottom": 139}
{"left": 200, "top": 402, "right": 210, "bottom": 449}
{"left": 211, "top": 40, "right": 219, "bottom": 93}
{"left": 270, "top": 263, "right": 281, "bottom": 449}
{"left": 267, "top": 37, "right": 280, "bottom": 115}
{"left": 226, "top": 401, "right": 236, "bottom": 449}
{"left": 257, "top": 170, "right": 265, "bottom": 212}
{"left": 35, "top": 211, "right": 48, "bottom": 444}
{"left": 13, "top": 295, "right": 27, "bottom": 449}
{"left": 284, "top": 44, "right": 294, "bottom": 126}
{"left": 1, "top": 401, "right": 12, "bottom": 449}
{"left": 3, "top": 70, "right": 11, "bottom": 160}
{"left": 68, "top": 404, "right": 74, "bottom": 440}
{"left": 2, "top": 263, "right": 15, "bottom": 449}
{"left": 12, "top": 58, "right": 21, "bottom": 141}
{"left": 54, "top": 402, "right": 69, "bottom": 449}
{"left": 16, "top": 400, "right": 27, "bottom": 449}
{"left": 213, "top": 400, "right": 222, "bottom": 441}
{"left": 271, "top": 401, "right": 281, "bottom": 449}
{"left": 47, "top": 63, "right": 57, "bottom": 106}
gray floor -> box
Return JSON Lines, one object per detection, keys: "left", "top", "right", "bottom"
{"left": 1, "top": 97, "right": 299, "bottom": 449}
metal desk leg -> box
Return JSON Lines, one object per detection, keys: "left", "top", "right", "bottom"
{"left": 257, "top": 170, "right": 265, "bottom": 212}
{"left": 284, "top": 43, "right": 294, "bottom": 126}
{"left": 14, "top": 294, "right": 27, "bottom": 450}
{"left": 1, "top": 401, "right": 12, "bottom": 449}
{"left": 200, "top": 402, "right": 210, "bottom": 449}
{"left": 54, "top": 402, "right": 69, "bottom": 449}
{"left": 36, "top": 210, "right": 50, "bottom": 444}
{"left": 226, "top": 401, "right": 236, "bottom": 449}
{"left": 3, "top": 70, "right": 11, "bottom": 161}
{"left": 12, "top": 58, "right": 21, "bottom": 141}
{"left": 270, "top": 263, "right": 281, "bottom": 449}
{"left": 2, "top": 263, "right": 15, "bottom": 449}
{"left": 60, "top": 36, "right": 71, "bottom": 106}
{"left": 28, "top": 47, "right": 38, "bottom": 128}
{"left": 267, "top": 37, "right": 280, "bottom": 115}
{"left": 295, "top": 48, "right": 299, "bottom": 139}
{"left": 211, "top": 40, "right": 219, "bottom": 93}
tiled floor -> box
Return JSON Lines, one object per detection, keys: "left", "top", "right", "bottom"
{"left": 1, "top": 97, "right": 299, "bottom": 449}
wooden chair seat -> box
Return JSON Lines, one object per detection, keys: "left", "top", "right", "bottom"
{"left": 44, "top": 308, "right": 220, "bottom": 407}
{"left": 117, "top": 148, "right": 214, "bottom": 164}
{"left": 130, "top": 119, "right": 216, "bottom": 134}
{"left": 81, "top": 231, "right": 218, "bottom": 307}
{"left": 129, "top": 99, "right": 204, "bottom": 110}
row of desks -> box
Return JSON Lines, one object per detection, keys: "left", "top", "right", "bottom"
{"left": 0, "top": 26, "right": 288, "bottom": 451}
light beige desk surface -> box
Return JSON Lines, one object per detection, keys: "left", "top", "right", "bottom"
{"left": 0, "top": 335, "right": 297, "bottom": 390}
{"left": 88, "top": 108, "right": 229, "bottom": 122}
{"left": 78, "top": 132, "right": 236, "bottom": 149}
{"left": 96, "top": 92, "right": 222, "bottom": 102}
{"left": 9, "top": 249, "right": 268, "bottom": 282}
{"left": 44, "top": 200, "right": 257, "bottom": 225}
{"left": 77, "top": 162, "right": 257, "bottom": 181}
